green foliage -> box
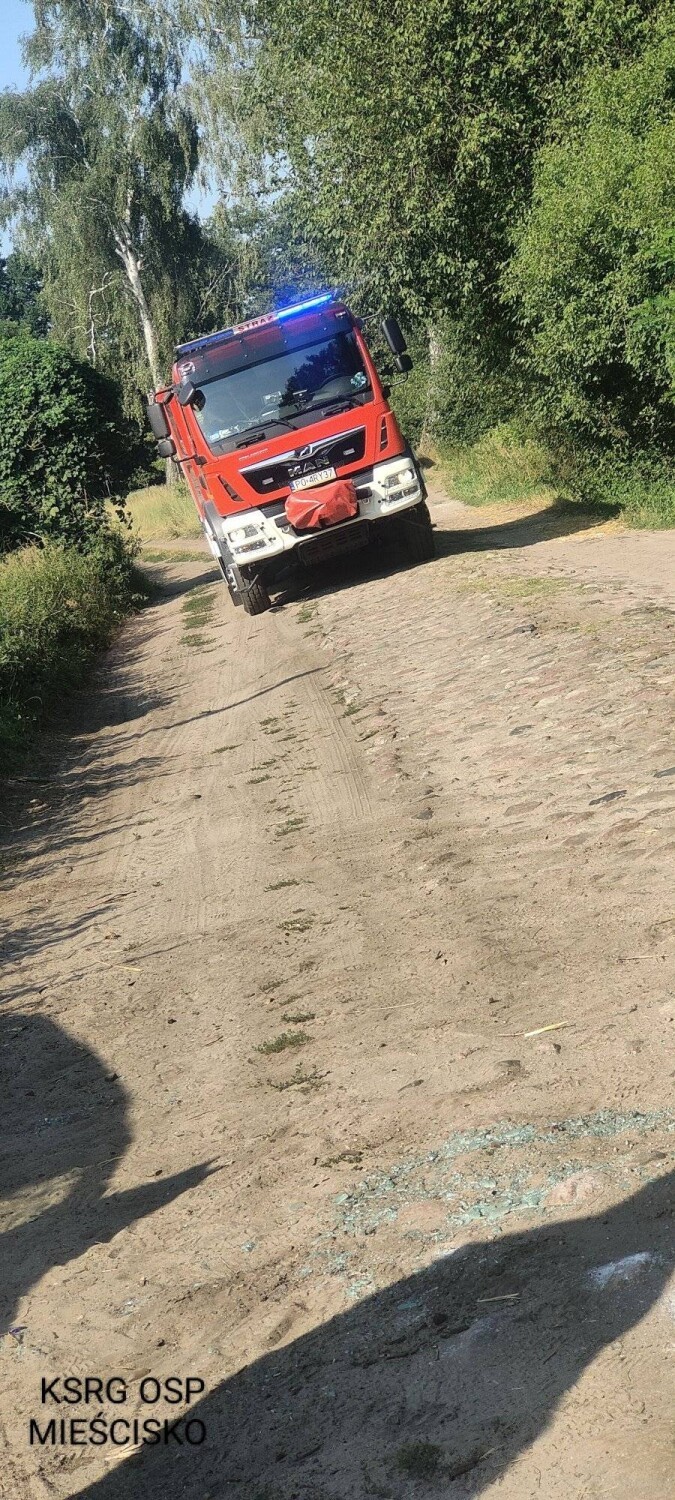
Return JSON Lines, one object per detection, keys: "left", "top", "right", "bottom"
{"left": 0, "top": 335, "right": 141, "bottom": 551}
{"left": 0, "top": 253, "right": 48, "bottom": 337}
{"left": 0, "top": 0, "right": 241, "bottom": 410}
{"left": 392, "top": 318, "right": 517, "bottom": 448}
{"left": 0, "top": 532, "right": 144, "bottom": 768}
{"left": 203, "top": 0, "right": 661, "bottom": 324}
{"left": 548, "top": 441, "right": 675, "bottom": 525}
{"left": 506, "top": 13, "right": 675, "bottom": 455}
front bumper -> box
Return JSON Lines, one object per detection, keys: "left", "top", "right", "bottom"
{"left": 204, "top": 453, "right": 424, "bottom": 571}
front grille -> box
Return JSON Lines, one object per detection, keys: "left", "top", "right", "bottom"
{"left": 241, "top": 427, "right": 367, "bottom": 496}
{"left": 296, "top": 519, "right": 369, "bottom": 565}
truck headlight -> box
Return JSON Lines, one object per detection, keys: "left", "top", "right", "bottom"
{"left": 374, "top": 458, "right": 420, "bottom": 504}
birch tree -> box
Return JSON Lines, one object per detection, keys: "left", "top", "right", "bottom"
{"left": 0, "top": 0, "right": 210, "bottom": 408}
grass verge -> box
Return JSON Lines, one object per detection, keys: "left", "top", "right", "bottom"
{"left": 122, "top": 482, "right": 201, "bottom": 540}
{"left": 439, "top": 423, "right": 555, "bottom": 509}
{"left": 436, "top": 421, "right": 675, "bottom": 527}
{"left": 0, "top": 531, "right": 145, "bottom": 773}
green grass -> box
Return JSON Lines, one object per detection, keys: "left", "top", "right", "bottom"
{"left": 180, "top": 585, "right": 217, "bottom": 645}
{"left": 279, "top": 913, "right": 314, "bottom": 933}
{"left": 142, "top": 548, "right": 205, "bottom": 563}
{"left": 275, "top": 817, "right": 306, "bottom": 839}
{"left": 268, "top": 1064, "right": 323, "bottom": 1091}
{"left": 281, "top": 1010, "right": 315, "bottom": 1024}
{"left": 123, "top": 482, "right": 202, "bottom": 540}
{"left": 439, "top": 421, "right": 675, "bottom": 528}
{"left": 440, "top": 423, "right": 555, "bottom": 508}
{"left": 0, "top": 534, "right": 144, "bottom": 770}
{"left": 265, "top": 878, "right": 300, "bottom": 891}
{"left": 256, "top": 1030, "right": 310, "bottom": 1054}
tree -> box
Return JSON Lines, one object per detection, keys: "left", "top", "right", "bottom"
{"left": 0, "top": 0, "right": 223, "bottom": 410}
{"left": 196, "top": 0, "right": 664, "bottom": 336}
{"left": 505, "top": 10, "right": 675, "bottom": 454}
{"left": 0, "top": 252, "right": 48, "bottom": 337}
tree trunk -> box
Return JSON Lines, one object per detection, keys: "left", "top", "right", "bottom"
{"left": 421, "top": 323, "right": 443, "bottom": 450}
{"left": 113, "top": 228, "right": 177, "bottom": 486}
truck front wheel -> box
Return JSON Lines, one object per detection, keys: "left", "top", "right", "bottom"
{"left": 399, "top": 501, "right": 435, "bottom": 562}
{"left": 241, "top": 573, "right": 272, "bottom": 616}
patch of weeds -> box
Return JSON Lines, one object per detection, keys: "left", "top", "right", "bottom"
{"left": 322, "top": 1148, "right": 363, "bottom": 1167}
{"left": 275, "top": 817, "right": 306, "bottom": 839}
{"left": 297, "top": 602, "right": 318, "bottom": 623}
{"left": 456, "top": 574, "right": 567, "bottom": 603}
{"left": 343, "top": 703, "right": 364, "bottom": 717}
{"left": 359, "top": 728, "right": 379, "bottom": 741}
{"left": 213, "top": 744, "right": 240, "bottom": 754}
{"left": 260, "top": 715, "right": 279, "bottom": 727}
{"left": 265, "top": 878, "right": 300, "bottom": 891}
{"left": 248, "top": 774, "right": 270, "bottom": 784}
{"left": 143, "top": 549, "right": 206, "bottom": 563}
{"left": 256, "top": 1030, "right": 310, "bottom": 1054}
{"left": 299, "top": 957, "right": 317, "bottom": 973}
{"left": 394, "top": 1442, "right": 443, "bottom": 1479}
{"left": 181, "top": 631, "right": 208, "bottom": 648}
{"left": 181, "top": 585, "right": 217, "bottom": 626}
{"left": 279, "top": 914, "right": 314, "bottom": 933}
{"left": 269, "top": 1064, "right": 323, "bottom": 1091}
{"left": 253, "top": 758, "right": 278, "bottom": 770}
{"left": 298, "top": 763, "right": 318, "bottom": 771}
{"left": 259, "top": 978, "right": 283, "bottom": 994}
{"left": 333, "top": 687, "right": 348, "bottom": 705}
{"left": 281, "top": 1010, "right": 315, "bottom": 1024}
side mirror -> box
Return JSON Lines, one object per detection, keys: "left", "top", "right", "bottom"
{"left": 381, "top": 383, "right": 392, "bottom": 400}
{"left": 157, "top": 437, "right": 176, "bottom": 459}
{"left": 177, "top": 382, "right": 205, "bottom": 411}
{"left": 395, "top": 352, "right": 413, "bottom": 374}
{"left": 381, "top": 315, "right": 407, "bottom": 357}
{"left": 147, "top": 400, "right": 170, "bottom": 440}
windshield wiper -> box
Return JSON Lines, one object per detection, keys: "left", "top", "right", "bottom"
{"left": 233, "top": 415, "right": 300, "bottom": 448}
{"left": 299, "top": 392, "right": 368, "bottom": 417}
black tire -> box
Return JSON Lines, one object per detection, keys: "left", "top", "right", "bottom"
{"left": 400, "top": 500, "right": 435, "bottom": 562}
{"left": 241, "top": 575, "right": 272, "bottom": 616}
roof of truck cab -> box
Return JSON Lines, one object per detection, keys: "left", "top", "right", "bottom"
{"left": 174, "top": 295, "right": 348, "bottom": 360}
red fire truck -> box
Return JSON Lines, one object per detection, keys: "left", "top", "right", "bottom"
{"left": 147, "top": 295, "right": 434, "bottom": 615}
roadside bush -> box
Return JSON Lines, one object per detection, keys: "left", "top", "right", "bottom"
{"left": 547, "top": 441, "right": 675, "bottom": 526}
{"left": 506, "top": 16, "right": 675, "bottom": 458}
{"left": 0, "top": 531, "right": 145, "bottom": 768}
{"left": 0, "top": 334, "right": 143, "bottom": 552}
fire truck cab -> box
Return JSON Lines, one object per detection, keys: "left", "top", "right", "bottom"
{"left": 147, "top": 295, "right": 434, "bottom": 615}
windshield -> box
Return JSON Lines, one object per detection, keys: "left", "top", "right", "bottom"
{"left": 193, "top": 331, "right": 370, "bottom": 451}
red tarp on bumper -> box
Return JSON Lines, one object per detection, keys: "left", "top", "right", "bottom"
{"left": 285, "top": 479, "right": 358, "bottom": 531}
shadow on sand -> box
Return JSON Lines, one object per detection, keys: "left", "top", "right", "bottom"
{"left": 69, "top": 1169, "right": 674, "bottom": 1498}
{"left": 0, "top": 1011, "right": 215, "bottom": 1344}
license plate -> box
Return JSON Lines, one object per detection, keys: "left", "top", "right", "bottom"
{"left": 290, "top": 466, "right": 336, "bottom": 492}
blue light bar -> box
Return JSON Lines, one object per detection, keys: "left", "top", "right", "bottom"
{"left": 175, "top": 294, "right": 334, "bottom": 358}
{"left": 276, "top": 294, "right": 333, "bottom": 319}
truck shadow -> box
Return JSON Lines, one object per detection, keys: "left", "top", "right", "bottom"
{"left": 271, "top": 501, "right": 612, "bottom": 609}
{"left": 70, "top": 1169, "right": 674, "bottom": 1498}
{"left": 0, "top": 1010, "right": 215, "bottom": 1341}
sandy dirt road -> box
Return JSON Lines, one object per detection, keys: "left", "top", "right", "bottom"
{"left": 1, "top": 485, "right": 675, "bottom": 1499}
